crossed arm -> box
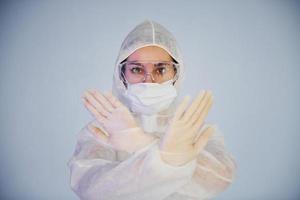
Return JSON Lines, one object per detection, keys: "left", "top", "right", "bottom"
{"left": 68, "top": 120, "right": 236, "bottom": 200}
{"left": 68, "top": 89, "right": 236, "bottom": 200}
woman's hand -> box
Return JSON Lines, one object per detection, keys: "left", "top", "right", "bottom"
{"left": 159, "top": 91, "right": 215, "bottom": 166}
{"left": 81, "top": 89, "right": 156, "bottom": 153}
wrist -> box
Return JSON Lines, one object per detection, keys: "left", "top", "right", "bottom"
{"left": 130, "top": 130, "right": 158, "bottom": 153}
{"left": 159, "top": 150, "right": 197, "bottom": 166}
{"left": 118, "top": 127, "right": 158, "bottom": 153}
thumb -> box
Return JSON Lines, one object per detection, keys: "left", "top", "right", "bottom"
{"left": 88, "top": 124, "right": 109, "bottom": 143}
{"left": 194, "top": 125, "right": 215, "bottom": 153}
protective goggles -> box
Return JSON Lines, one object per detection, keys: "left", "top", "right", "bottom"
{"left": 119, "top": 60, "right": 179, "bottom": 84}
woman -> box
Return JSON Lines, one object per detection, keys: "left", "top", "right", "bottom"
{"left": 68, "top": 20, "right": 236, "bottom": 200}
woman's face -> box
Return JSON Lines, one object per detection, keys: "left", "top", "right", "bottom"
{"left": 124, "top": 46, "right": 176, "bottom": 84}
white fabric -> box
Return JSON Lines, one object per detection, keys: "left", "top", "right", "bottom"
{"left": 112, "top": 20, "right": 185, "bottom": 109}
{"left": 68, "top": 20, "right": 236, "bottom": 200}
{"left": 125, "top": 80, "right": 177, "bottom": 115}
{"left": 68, "top": 120, "right": 236, "bottom": 200}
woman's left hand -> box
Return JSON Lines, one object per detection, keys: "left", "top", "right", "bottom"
{"left": 81, "top": 89, "right": 156, "bottom": 153}
{"left": 159, "top": 91, "right": 215, "bottom": 166}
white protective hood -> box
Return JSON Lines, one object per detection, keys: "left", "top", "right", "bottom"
{"left": 68, "top": 20, "right": 236, "bottom": 200}
{"left": 111, "top": 20, "right": 185, "bottom": 133}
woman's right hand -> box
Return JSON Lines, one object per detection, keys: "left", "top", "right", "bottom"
{"left": 81, "top": 89, "right": 157, "bottom": 153}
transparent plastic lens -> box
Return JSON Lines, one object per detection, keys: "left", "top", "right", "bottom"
{"left": 120, "top": 61, "right": 179, "bottom": 84}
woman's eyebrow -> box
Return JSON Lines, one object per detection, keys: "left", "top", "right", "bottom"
{"left": 128, "top": 62, "right": 143, "bottom": 66}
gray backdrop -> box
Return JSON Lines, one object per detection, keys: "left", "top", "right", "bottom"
{"left": 0, "top": 0, "right": 299, "bottom": 199}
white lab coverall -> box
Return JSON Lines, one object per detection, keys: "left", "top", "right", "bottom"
{"left": 68, "top": 20, "right": 236, "bottom": 200}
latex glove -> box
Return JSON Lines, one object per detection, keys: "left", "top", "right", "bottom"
{"left": 81, "top": 89, "right": 157, "bottom": 153}
{"left": 159, "top": 90, "right": 215, "bottom": 166}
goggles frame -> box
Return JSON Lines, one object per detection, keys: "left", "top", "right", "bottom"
{"left": 119, "top": 60, "right": 180, "bottom": 86}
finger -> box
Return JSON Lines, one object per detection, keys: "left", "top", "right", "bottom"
{"left": 193, "top": 96, "right": 213, "bottom": 131}
{"left": 181, "top": 90, "right": 205, "bottom": 122}
{"left": 82, "top": 97, "right": 108, "bottom": 124}
{"left": 89, "top": 89, "right": 115, "bottom": 113}
{"left": 173, "top": 96, "right": 191, "bottom": 121}
{"left": 189, "top": 91, "right": 212, "bottom": 126}
{"left": 83, "top": 90, "right": 111, "bottom": 117}
{"left": 194, "top": 125, "right": 214, "bottom": 153}
{"left": 88, "top": 124, "right": 109, "bottom": 143}
{"left": 104, "top": 91, "right": 123, "bottom": 108}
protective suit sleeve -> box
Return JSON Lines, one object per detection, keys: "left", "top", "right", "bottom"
{"left": 67, "top": 120, "right": 199, "bottom": 200}
{"left": 164, "top": 125, "right": 237, "bottom": 200}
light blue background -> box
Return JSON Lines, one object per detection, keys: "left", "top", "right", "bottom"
{"left": 0, "top": 0, "right": 299, "bottom": 199}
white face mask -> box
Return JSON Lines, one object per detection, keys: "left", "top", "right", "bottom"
{"left": 124, "top": 80, "right": 178, "bottom": 115}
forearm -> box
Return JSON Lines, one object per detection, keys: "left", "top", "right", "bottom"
{"left": 112, "top": 127, "right": 158, "bottom": 154}
{"left": 69, "top": 136, "right": 197, "bottom": 200}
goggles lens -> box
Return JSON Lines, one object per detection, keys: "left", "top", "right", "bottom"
{"left": 120, "top": 61, "right": 179, "bottom": 84}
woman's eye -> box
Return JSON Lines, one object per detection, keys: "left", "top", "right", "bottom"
{"left": 130, "top": 67, "right": 143, "bottom": 74}
{"left": 156, "top": 67, "right": 167, "bottom": 75}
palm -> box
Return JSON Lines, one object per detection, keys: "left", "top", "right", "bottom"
{"left": 82, "top": 89, "right": 156, "bottom": 153}
{"left": 159, "top": 91, "right": 215, "bottom": 165}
